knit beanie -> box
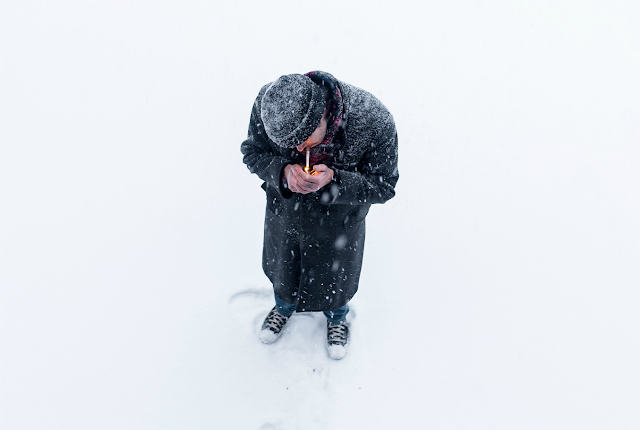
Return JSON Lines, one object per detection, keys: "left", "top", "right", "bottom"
{"left": 261, "top": 74, "right": 326, "bottom": 148}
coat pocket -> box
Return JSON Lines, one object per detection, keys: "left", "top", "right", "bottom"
{"left": 264, "top": 184, "right": 282, "bottom": 215}
{"left": 343, "top": 204, "right": 370, "bottom": 229}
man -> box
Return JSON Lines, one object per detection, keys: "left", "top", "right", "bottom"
{"left": 241, "top": 71, "right": 398, "bottom": 359}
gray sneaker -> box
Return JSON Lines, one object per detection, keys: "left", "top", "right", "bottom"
{"left": 327, "top": 320, "right": 349, "bottom": 360}
{"left": 259, "top": 306, "right": 290, "bottom": 344}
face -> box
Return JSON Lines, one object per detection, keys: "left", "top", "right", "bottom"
{"left": 296, "top": 110, "right": 328, "bottom": 152}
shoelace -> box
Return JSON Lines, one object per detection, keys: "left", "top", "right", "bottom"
{"left": 327, "top": 322, "right": 348, "bottom": 345}
{"left": 264, "top": 309, "right": 288, "bottom": 332}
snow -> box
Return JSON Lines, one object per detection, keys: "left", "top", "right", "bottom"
{"left": 1, "top": 1, "right": 639, "bottom": 429}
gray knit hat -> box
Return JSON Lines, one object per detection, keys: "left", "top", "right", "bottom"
{"left": 261, "top": 74, "right": 326, "bottom": 148}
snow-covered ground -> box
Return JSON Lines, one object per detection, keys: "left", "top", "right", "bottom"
{"left": 1, "top": 1, "right": 639, "bottom": 429}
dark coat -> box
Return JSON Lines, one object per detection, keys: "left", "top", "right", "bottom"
{"left": 241, "top": 72, "right": 398, "bottom": 312}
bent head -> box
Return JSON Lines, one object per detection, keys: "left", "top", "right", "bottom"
{"left": 261, "top": 74, "right": 326, "bottom": 150}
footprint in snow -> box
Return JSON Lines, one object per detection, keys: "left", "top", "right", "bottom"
{"left": 228, "top": 287, "right": 272, "bottom": 304}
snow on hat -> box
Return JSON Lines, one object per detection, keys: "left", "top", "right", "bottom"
{"left": 261, "top": 74, "right": 326, "bottom": 148}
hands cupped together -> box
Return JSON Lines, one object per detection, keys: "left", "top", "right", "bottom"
{"left": 284, "top": 164, "right": 334, "bottom": 194}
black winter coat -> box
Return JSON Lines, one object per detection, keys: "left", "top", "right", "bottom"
{"left": 241, "top": 72, "right": 398, "bottom": 312}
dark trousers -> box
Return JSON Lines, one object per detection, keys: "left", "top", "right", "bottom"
{"left": 274, "top": 293, "right": 349, "bottom": 324}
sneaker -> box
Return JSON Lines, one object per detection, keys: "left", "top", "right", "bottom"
{"left": 259, "top": 306, "right": 290, "bottom": 344}
{"left": 327, "top": 320, "right": 349, "bottom": 360}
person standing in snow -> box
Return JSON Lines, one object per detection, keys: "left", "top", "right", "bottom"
{"left": 241, "top": 71, "right": 398, "bottom": 359}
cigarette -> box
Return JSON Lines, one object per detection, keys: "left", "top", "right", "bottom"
{"left": 306, "top": 148, "right": 310, "bottom": 171}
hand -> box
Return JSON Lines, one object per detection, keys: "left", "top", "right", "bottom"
{"left": 311, "top": 164, "right": 334, "bottom": 189}
{"left": 284, "top": 164, "right": 334, "bottom": 194}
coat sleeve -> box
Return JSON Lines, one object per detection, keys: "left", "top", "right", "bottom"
{"left": 240, "top": 88, "right": 293, "bottom": 198}
{"left": 320, "top": 113, "right": 399, "bottom": 206}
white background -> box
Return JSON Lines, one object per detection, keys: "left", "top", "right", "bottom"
{"left": 1, "top": 1, "right": 639, "bottom": 429}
